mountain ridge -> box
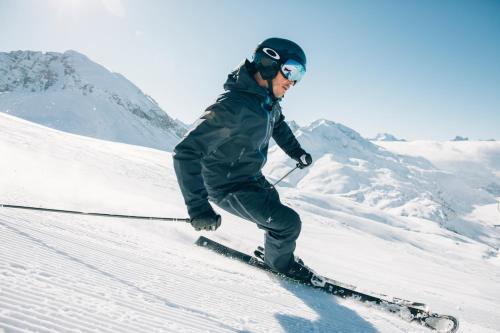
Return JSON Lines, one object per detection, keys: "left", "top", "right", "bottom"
{"left": 266, "top": 119, "right": 500, "bottom": 247}
{"left": 0, "top": 49, "right": 186, "bottom": 150}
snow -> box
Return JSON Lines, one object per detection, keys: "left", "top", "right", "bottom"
{"left": 375, "top": 140, "right": 500, "bottom": 197}
{"left": 371, "top": 133, "right": 406, "bottom": 142}
{"left": 1, "top": 112, "right": 500, "bottom": 332}
{"left": 0, "top": 50, "right": 186, "bottom": 151}
{"left": 266, "top": 120, "right": 500, "bottom": 249}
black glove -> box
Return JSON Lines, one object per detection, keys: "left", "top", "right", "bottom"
{"left": 190, "top": 209, "right": 221, "bottom": 231}
{"left": 295, "top": 152, "right": 313, "bottom": 169}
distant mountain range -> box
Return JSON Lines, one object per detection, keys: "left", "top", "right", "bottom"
{"left": 266, "top": 119, "right": 500, "bottom": 245}
{"left": 370, "top": 133, "right": 406, "bottom": 142}
{"left": 0, "top": 50, "right": 186, "bottom": 151}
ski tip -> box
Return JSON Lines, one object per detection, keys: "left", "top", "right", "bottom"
{"left": 195, "top": 236, "right": 210, "bottom": 246}
{"left": 423, "top": 314, "right": 459, "bottom": 333}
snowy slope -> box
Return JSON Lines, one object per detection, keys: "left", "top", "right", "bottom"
{"left": 0, "top": 50, "right": 186, "bottom": 151}
{"left": 1, "top": 112, "right": 500, "bottom": 332}
{"left": 266, "top": 120, "right": 499, "bottom": 248}
{"left": 375, "top": 140, "right": 500, "bottom": 197}
{"left": 376, "top": 140, "right": 500, "bottom": 236}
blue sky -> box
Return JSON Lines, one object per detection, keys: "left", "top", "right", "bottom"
{"left": 1, "top": 0, "right": 499, "bottom": 140}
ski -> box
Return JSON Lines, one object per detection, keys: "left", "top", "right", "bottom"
{"left": 195, "top": 236, "right": 459, "bottom": 333}
{"left": 252, "top": 245, "right": 428, "bottom": 310}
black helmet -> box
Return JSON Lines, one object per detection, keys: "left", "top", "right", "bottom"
{"left": 253, "top": 37, "right": 307, "bottom": 81}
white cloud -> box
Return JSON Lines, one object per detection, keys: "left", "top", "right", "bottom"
{"left": 101, "top": 0, "right": 126, "bottom": 18}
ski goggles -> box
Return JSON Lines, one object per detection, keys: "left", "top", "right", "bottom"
{"left": 280, "top": 59, "right": 306, "bottom": 84}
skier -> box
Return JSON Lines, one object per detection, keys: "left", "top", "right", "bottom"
{"left": 173, "top": 38, "right": 314, "bottom": 282}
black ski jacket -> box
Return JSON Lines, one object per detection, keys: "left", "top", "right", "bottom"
{"left": 173, "top": 60, "right": 305, "bottom": 218}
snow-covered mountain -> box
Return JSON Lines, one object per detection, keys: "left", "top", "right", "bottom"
{"left": 370, "top": 132, "right": 406, "bottom": 142}
{"left": 376, "top": 140, "right": 500, "bottom": 197}
{"left": 286, "top": 120, "right": 301, "bottom": 133}
{"left": 0, "top": 50, "right": 186, "bottom": 151}
{"left": 266, "top": 119, "right": 499, "bottom": 247}
{"left": 2, "top": 112, "right": 500, "bottom": 333}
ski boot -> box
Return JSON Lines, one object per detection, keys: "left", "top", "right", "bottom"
{"left": 254, "top": 246, "right": 325, "bottom": 287}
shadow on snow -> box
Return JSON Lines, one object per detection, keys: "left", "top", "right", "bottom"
{"left": 275, "top": 276, "right": 378, "bottom": 333}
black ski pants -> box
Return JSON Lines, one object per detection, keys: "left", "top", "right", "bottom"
{"left": 211, "top": 178, "right": 301, "bottom": 273}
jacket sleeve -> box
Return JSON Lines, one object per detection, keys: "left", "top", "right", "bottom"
{"left": 173, "top": 102, "right": 238, "bottom": 218}
{"left": 272, "top": 113, "right": 305, "bottom": 160}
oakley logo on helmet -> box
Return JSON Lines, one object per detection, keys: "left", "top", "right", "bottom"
{"left": 262, "top": 47, "right": 280, "bottom": 60}
{"left": 253, "top": 38, "right": 306, "bottom": 83}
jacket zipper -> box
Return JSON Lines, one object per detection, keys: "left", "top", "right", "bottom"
{"left": 258, "top": 109, "right": 272, "bottom": 169}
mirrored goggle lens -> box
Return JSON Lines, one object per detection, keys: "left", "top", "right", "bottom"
{"left": 280, "top": 59, "right": 306, "bottom": 83}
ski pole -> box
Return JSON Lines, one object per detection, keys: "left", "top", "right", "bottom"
{"left": 0, "top": 204, "right": 191, "bottom": 222}
{"left": 272, "top": 164, "right": 300, "bottom": 187}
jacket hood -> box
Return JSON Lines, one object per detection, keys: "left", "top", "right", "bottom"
{"left": 223, "top": 60, "right": 270, "bottom": 100}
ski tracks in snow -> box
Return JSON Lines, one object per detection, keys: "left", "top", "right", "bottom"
{"left": 0, "top": 210, "right": 440, "bottom": 333}
{"left": 0, "top": 217, "right": 236, "bottom": 332}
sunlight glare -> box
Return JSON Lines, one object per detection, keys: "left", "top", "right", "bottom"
{"left": 52, "top": 0, "right": 87, "bottom": 19}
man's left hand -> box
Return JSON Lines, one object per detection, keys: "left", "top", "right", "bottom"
{"left": 296, "top": 153, "right": 313, "bottom": 169}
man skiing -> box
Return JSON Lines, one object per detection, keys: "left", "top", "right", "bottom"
{"left": 173, "top": 38, "right": 314, "bottom": 282}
